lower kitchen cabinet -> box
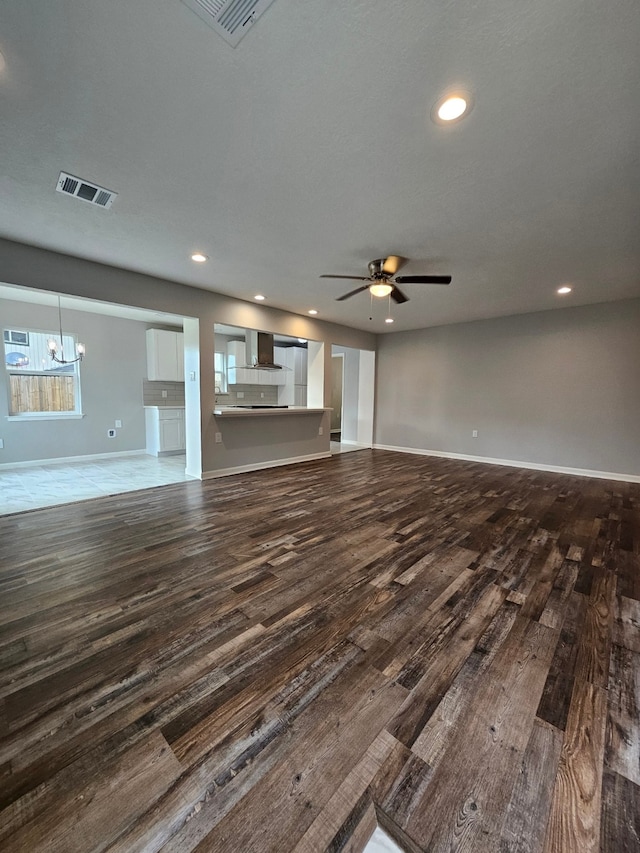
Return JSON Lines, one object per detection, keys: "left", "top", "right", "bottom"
{"left": 145, "top": 407, "right": 185, "bottom": 456}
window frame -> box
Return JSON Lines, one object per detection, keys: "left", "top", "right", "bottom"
{"left": 3, "top": 325, "right": 84, "bottom": 420}
{"left": 214, "top": 350, "right": 227, "bottom": 394}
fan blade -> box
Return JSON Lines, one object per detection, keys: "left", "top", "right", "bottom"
{"left": 394, "top": 275, "right": 451, "bottom": 285}
{"left": 390, "top": 285, "right": 409, "bottom": 304}
{"left": 320, "top": 274, "right": 370, "bottom": 281}
{"left": 382, "top": 255, "right": 407, "bottom": 276}
{"left": 336, "top": 285, "right": 370, "bottom": 301}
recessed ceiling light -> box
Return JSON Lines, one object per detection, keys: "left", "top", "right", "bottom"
{"left": 557, "top": 286, "right": 572, "bottom": 295}
{"left": 297, "top": 338, "right": 307, "bottom": 343}
{"left": 385, "top": 317, "right": 394, "bottom": 324}
{"left": 191, "top": 252, "right": 208, "bottom": 263}
{"left": 254, "top": 294, "right": 266, "bottom": 301}
{"left": 432, "top": 90, "right": 474, "bottom": 125}
{"left": 308, "top": 309, "right": 318, "bottom": 315}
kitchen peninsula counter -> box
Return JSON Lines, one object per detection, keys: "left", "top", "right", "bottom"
{"left": 208, "top": 407, "right": 332, "bottom": 477}
{"left": 213, "top": 406, "right": 329, "bottom": 417}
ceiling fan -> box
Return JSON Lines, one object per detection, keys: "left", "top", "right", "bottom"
{"left": 320, "top": 256, "right": 451, "bottom": 303}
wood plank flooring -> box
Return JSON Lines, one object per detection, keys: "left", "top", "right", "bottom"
{"left": 0, "top": 449, "right": 639, "bottom": 852}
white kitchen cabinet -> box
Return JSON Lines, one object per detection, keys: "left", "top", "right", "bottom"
{"left": 227, "top": 340, "right": 247, "bottom": 385}
{"left": 145, "top": 407, "right": 185, "bottom": 456}
{"left": 294, "top": 385, "right": 307, "bottom": 407}
{"left": 294, "top": 347, "right": 307, "bottom": 385}
{"left": 277, "top": 346, "right": 307, "bottom": 404}
{"left": 227, "top": 340, "right": 245, "bottom": 367}
{"left": 146, "top": 329, "right": 184, "bottom": 381}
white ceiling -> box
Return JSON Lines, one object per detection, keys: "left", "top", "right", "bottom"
{"left": 0, "top": 0, "right": 638, "bottom": 333}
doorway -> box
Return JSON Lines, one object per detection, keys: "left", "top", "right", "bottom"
{"left": 330, "top": 345, "right": 375, "bottom": 453}
{"left": 330, "top": 354, "right": 344, "bottom": 441}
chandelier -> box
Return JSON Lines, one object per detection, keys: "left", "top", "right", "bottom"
{"left": 47, "top": 295, "right": 85, "bottom": 364}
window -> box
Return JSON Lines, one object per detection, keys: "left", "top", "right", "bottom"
{"left": 4, "top": 330, "right": 30, "bottom": 346}
{"left": 214, "top": 351, "right": 227, "bottom": 393}
{"left": 3, "top": 328, "right": 82, "bottom": 417}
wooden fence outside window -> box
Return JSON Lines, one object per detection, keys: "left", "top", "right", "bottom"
{"left": 9, "top": 374, "right": 76, "bottom": 414}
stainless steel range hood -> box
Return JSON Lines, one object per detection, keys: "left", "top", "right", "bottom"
{"left": 244, "top": 330, "right": 283, "bottom": 370}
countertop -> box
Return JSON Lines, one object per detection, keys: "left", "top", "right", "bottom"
{"left": 213, "top": 406, "right": 329, "bottom": 417}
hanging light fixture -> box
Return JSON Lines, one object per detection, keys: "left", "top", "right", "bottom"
{"left": 369, "top": 282, "right": 393, "bottom": 298}
{"left": 47, "top": 295, "right": 85, "bottom": 364}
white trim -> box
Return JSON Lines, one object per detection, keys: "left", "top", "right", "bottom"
{"left": 340, "top": 439, "right": 371, "bottom": 448}
{"left": 0, "top": 449, "right": 147, "bottom": 470}
{"left": 202, "top": 451, "right": 332, "bottom": 479}
{"left": 6, "top": 413, "right": 85, "bottom": 421}
{"left": 372, "top": 443, "right": 640, "bottom": 484}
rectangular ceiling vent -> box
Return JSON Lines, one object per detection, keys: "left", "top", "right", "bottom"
{"left": 181, "top": 0, "right": 277, "bottom": 47}
{"left": 55, "top": 172, "right": 117, "bottom": 209}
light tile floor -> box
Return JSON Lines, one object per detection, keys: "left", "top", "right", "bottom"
{"left": 330, "top": 441, "right": 370, "bottom": 455}
{"left": 364, "top": 826, "right": 405, "bottom": 852}
{"left": 0, "top": 454, "right": 188, "bottom": 516}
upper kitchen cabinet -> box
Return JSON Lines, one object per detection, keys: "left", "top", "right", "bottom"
{"left": 146, "top": 329, "right": 184, "bottom": 381}
{"left": 277, "top": 345, "right": 307, "bottom": 404}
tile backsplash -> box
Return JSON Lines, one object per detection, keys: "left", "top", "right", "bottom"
{"left": 144, "top": 381, "right": 278, "bottom": 407}
{"left": 143, "top": 380, "right": 185, "bottom": 406}
{"left": 216, "top": 385, "right": 278, "bottom": 406}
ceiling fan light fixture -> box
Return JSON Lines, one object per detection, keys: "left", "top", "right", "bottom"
{"left": 369, "top": 283, "right": 393, "bottom": 298}
{"left": 432, "top": 90, "right": 474, "bottom": 125}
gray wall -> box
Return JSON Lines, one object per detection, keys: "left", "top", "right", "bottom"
{"left": 0, "top": 238, "right": 375, "bottom": 475}
{"left": 374, "top": 299, "right": 640, "bottom": 477}
{"left": 1, "top": 299, "right": 148, "bottom": 463}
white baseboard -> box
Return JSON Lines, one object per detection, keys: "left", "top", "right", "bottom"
{"left": 0, "top": 449, "right": 147, "bottom": 470}
{"left": 372, "top": 443, "right": 640, "bottom": 484}
{"left": 338, "top": 440, "right": 371, "bottom": 448}
{"left": 202, "top": 451, "right": 332, "bottom": 479}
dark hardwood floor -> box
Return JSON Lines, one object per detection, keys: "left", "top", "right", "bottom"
{"left": 0, "top": 450, "right": 639, "bottom": 852}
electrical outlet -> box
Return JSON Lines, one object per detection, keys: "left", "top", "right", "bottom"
{"left": 319, "top": 426, "right": 324, "bottom": 436}
{"left": 162, "top": 390, "right": 168, "bottom": 398}
{"left": 115, "top": 419, "right": 122, "bottom": 428}
{"left": 215, "top": 432, "right": 222, "bottom": 444}
{"left": 0, "top": 438, "right": 4, "bottom": 449}
{"left": 472, "top": 430, "right": 478, "bottom": 438}
{"left": 260, "top": 392, "right": 265, "bottom": 398}
{"left": 237, "top": 391, "right": 244, "bottom": 399}
{"left": 190, "top": 371, "right": 196, "bottom": 381}
{"left": 107, "top": 429, "right": 116, "bottom": 438}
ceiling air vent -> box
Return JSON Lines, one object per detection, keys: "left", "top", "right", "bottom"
{"left": 181, "top": 0, "right": 277, "bottom": 47}
{"left": 55, "top": 172, "right": 117, "bottom": 209}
